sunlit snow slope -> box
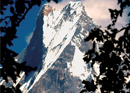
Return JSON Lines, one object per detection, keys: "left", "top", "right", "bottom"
{"left": 17, "top": 1, "right": 99, "bottom": 93}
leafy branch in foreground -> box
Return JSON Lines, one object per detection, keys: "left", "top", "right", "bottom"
{"left": 0, "top": 0, "right": 58, "bottom": 93}
{"left": 80, "top": 0, "right": 130, "bottom": 92}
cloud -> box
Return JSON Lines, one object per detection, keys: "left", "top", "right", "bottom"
{"left": 25, "top": 32, "right": 33, "bottom": 44}
{"left": 46, "top": 0, "right": 127, "bottom": 29}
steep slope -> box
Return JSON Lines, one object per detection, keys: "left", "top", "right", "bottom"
{"left": 18, "top": 1, "right": 99, "bottom": 93}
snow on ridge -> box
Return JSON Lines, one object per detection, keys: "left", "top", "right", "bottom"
{"left": 69, "top": 1, "right": 83, "bottom": 7}
{"left": 21, "top": 1, "right": 99, "bottom": 92}
{"left": 42, "top": 1, "right": 85, "bottom": 48}
{"left": 42, "top": 5, "right": 83, "bottom": 48}
{"left": 22, "top": 11, "right": 81, "bottom": 93}
{"left": 25, "top": 21, "right": 79, "bottom": 93}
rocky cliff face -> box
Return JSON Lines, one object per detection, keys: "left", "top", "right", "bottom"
{"left": 17, "top": 1, "right": 99, "bottom": 93}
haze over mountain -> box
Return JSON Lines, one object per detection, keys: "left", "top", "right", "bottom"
{"left": 16, "top": 1, "right": 100, "bottom": 93}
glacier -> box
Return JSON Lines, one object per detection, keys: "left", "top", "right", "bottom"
{"left": 15, "top": 1, "right": 100, "bottom": 93}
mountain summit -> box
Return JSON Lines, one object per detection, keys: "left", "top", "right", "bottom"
{"left": 17, "top": 1, "right": 99, "bottom": 93}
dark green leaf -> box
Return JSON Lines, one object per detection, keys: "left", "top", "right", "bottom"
{"left": 107, "top": 24, "right": 112, "bottom": 29}
{"left": 126, "top": 81, "right": 130, "bottom": 89}
{"left": 10, "top": 6, "right": 15, "bottom": 14}
{"left": 0, "top": 10, "right": 4, "bottom": 15}
{"left": 37, "top": 0, "right": 41, "bottom": 6}
{"left": 47, "top": 0, "right": 51, "bottom": 2}
{"left": 128, "top": 12, "right": 130, "bottom": 16}
{"left": 5, "top": 21, "right": 8, "bottom": 25}
{"left": 2, "top": 7, "right": 6, "bottom": 10}
{"left": 53, "top": 0, "right": 58, "bottom": 3}
{"left": 9, "top": 1, "right": 14, "bottom": 4}
{"left": 7, "top": 41, "right": 13, "bottom": 46}
{"left": 11, "top": 52, "right": 18, "bottom": 57}
{"left": 118, "top": 0, "right": 122, "bottom": 4}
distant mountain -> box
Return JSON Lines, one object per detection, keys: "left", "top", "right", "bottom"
{"left": 17, "top": 1, "right": 100, "bottom": 93}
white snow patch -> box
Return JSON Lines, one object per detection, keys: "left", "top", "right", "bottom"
{"left": 52, "top": 9, "right": 61, "bottom": 21}
{"left": 93, "top": 63, "right": 100, "bottom": 76}
{"left": 69, "top": 46, "right": 90, "bottom": 80}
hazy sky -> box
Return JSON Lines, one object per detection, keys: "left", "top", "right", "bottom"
{"left": 9, "top": 0, "right": 128, "bottom": 53}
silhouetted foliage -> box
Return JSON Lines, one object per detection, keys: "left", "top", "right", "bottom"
{"left": 81, "top": 0, "right": 130, "bottom": 93}
{"left": 0, "top": 0, "right": 58, "bottom": 92}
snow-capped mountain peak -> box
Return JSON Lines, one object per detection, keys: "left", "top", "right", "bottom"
{"left": 17, "top": 1, "right": 99, "bottom": 93}
{"left": 69, "top": 1, "right": 84, "bottom": 9}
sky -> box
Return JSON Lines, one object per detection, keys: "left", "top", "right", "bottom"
{"left": 5, "top": 0, "right": 129, "bottom": 54}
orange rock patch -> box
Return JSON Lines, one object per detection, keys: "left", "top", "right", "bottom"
{"left": 44, "top": 7, "right": 55, "bottom": 15}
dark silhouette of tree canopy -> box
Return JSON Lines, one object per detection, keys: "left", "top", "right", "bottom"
{"left": 80, "top": 0, "right": 130, "bottom": 93}
{"left": 0, "top": 0, "right": 58, "bottom": 93}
